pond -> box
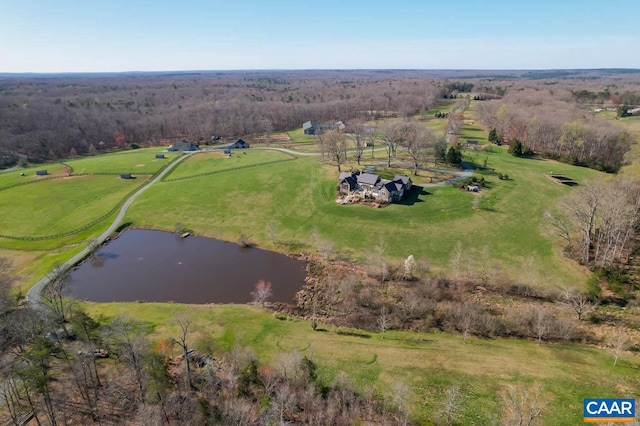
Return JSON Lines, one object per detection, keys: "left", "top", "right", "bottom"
{"left": 67, "top": 230, "right": 307, "bottom": 304}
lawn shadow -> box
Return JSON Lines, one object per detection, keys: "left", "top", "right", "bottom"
{"left": 397, "top": 185, "right": 430, "bottom": 206}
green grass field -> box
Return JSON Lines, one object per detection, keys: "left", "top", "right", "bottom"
{"left": 124, "top": 142, "right": 598, "bottom": 287}
{"left": 165, "top": 149, "right": 294, "bottom": 180}
{"left": 287, "top": 128, "right": 316, "bottom": 143}
{"left": 84, "top": 302, "right": 640, "bottom": 425}
{"left": 0, "top": 175, "right": 145, "bottom": 238}
{"left": 63, "top": 147, "right": 178, "bottom": 174}
{"left": 0, "top": 163, "right": 70, "bottom": 190}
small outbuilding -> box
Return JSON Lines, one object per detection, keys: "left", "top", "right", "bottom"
{"left": 223, "top": 149, "right": 232, "bottom": 156}
{"left": 155, "top": 153, "right": 165, "bottom": 159}
{"left": 36, "top": 170, "right": 48, "bottom": 176}
{"left": 120, "top": 173, "right": 133, "bottom": 179}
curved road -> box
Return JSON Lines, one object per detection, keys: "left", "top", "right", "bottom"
{"left": 26, "top": 152, "right": 196, "bottom": 308}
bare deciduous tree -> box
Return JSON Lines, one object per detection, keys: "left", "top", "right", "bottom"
{"left": 347, "top": 121, "right": 366, "bottom": 165}
{"left": 450, "top": 242, "right": 464, "bottom": 281}
{"left": 611, "top": 326, "right": 629, "bottom": 367}
{"left": 266, "top": 219, "right": 278, "bottom": 245}
{"left": 559, "top": 287, "right": 590, "bottom": 320}
{"left": 403, "top": 255, "right": 415, "bottom": 280}
{"left": 439, "top": 384, "right": 465, "bottom": 426}
{"left": 323, "top": 129, "right": 348, "bottom": 171}
{"left": 379, "top": 122, "right": 402, "bottom": 167}
{"left": 501, "top": 383, "right": 547, "bottom": 426}
{"left": 172, "top": 315, "right": 193, "bottom": 391}
{"left": 251, "top": 280, "right": 273, "bottom": 308}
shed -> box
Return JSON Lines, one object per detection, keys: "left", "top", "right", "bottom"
{"left": 36, "top": 170, "right": 48, "bottom": 176}
{"left": 155, "top": 153, "right": 165, "bottom": 159}
{"left": 223, "top": 149, "right": 232, "bottom": 156}
{"left": 120, "top": 173, "right": 133, "bottom": 179}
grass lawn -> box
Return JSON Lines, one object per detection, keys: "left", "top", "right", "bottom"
{"left": 63, "top": 147, "right": 178, "bottom": 174}
{"left": 165, "top": 149, "right": 295, "bottom": 181}
{"left": 0, "top": 163, "right": 70, "bottom": 190}
{"left": 125, "top": 142, "right": 598, "bottom": 287}
{"left": 287, "top": 128, "right": 315, "bottom": 143}
{"left": 84, "top": 302, "right": 640, "bottom": 426}
{"left": 0, "top": 175, "right": 146, "bottom": 238}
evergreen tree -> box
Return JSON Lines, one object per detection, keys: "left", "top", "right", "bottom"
{"left": 508, "top": 139, "right": 523, "bottom": 157}
{"left": 446, "top": 146, "right": 462, "bottom": 166}
{"left": 488, "top": 128, "right": 499, "bottom": 143}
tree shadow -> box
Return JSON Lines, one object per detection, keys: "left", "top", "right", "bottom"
{"left": 397, "top": 186, "right": 430, "bottom": 206}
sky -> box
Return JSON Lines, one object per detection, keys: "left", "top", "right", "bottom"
{"left": 1, "top": 0, "right": 639, "bottom": 73}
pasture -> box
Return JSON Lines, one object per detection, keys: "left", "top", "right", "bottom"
{"left": 62, "top": 147, "right": 178, "bottom": 174}
{"left": 124, "top": 141, "right": 599, "bottom": 287}
{"left": 0, "top": 163, "right": 70, "bottom": 190}
{"left": 0, "top": 175, "right": 145, "bottom": 238}
{"left": 85, "top": 301, "right": 640, "bottom": 425}
{"left": 164, "top": 149, "right": 295, "bottom": 181}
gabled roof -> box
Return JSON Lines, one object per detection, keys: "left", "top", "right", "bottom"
{"left": 357, "top": 173, "right": 380, "bottom": 186}
{"left": 339, "top": 171, "right": 353, "bottom": 181}
{"left": 170, "top": 140, "right": 199, "bottom": 151}
{"left": 393, "top": 175, "right": 411, "bottom": 185}
{"left": 302, "top": 121, "right": 314, "bottom": 130}
{"left": 383, "top": 181, "right": 400, "bottom": 192}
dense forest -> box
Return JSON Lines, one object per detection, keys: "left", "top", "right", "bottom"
{"left": 1, "top": 69, "right": 638, "bottom": 170}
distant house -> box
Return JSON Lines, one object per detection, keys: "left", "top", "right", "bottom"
{"left": 168, "top": 140, "right": 199, "bottom": 152}
{"left": 120, "top": 173, "right": 133, "bottom": 179}
{"left": 223, "top": 149, "right": 232, "bottom": 156}
{"left": 466, "top": 140, "right": 479, "bottom": 150}
{"left": 629, "top": 107, "right": 640, "bottom": 116}
{"left": 155, "top": 153, "right": 165, "bottom": 159}
{"left": 229, "top": 139, "right": 250, "bottom": 149}
{"left": 302, "top": 120, "right": 346, "bottom": 135}
{"left": 339, "top": 172, "right": 412, "bottom": 204}
{"left": 35, "top": 170, "right": 47, "bottom": 176}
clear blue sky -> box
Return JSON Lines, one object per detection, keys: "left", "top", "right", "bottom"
{"left": 1, "top": 0, "right": 639, "bottom": 72}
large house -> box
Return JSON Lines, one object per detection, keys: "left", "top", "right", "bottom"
{"left": 339, "top": 172, "right": 412, "bottom": 203}
{"left": 228, "top": 139, "right": 250, "bottom": 149}
{"left": 302, "top": 120, "right": 346, "bottom": 135}
{"left": 168, "top": 140, "right": 199, "bottom": 152}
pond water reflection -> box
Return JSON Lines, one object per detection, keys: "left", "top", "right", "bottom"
{"left": 68, "top": 230, "right": 306, "bottom": 304}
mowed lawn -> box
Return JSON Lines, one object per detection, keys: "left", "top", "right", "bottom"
{"left": 0, "top": 175, "right": 145, "bottom": 237}
{"left": 125, "top": 144, "right": 599, "bottom": 286}
{"left": 165, "top": 149, "right": 294, "bottom": 180}
{"left": 63, "top": 148, "right": 178, "bottom": 174}
{"left": 85, "top": 302, "right": 640, "bottom": 426}
{"left": 0, "top": 163, "right": 69, "bottom": 190}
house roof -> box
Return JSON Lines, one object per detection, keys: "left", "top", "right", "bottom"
{"left": 170, "top": 140, "right": 198, "bottom": 151}
{"left": 357, "top": 173, "right": 380, "bottom": 186}
{"left": 384, "top": 181, "right": 401, "bottom": 192}
{"left": 302, "top": 121, "right": 314, "bottom": 130}
{"left": 339, "top": 171, "right": 353, "bottom": 181}
{"left": 393, "top": 175, "right": 411, "bottom": 185}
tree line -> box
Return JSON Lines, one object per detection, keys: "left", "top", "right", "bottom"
{"left": 0, "top": 71, "right": 450, "bottom": 166}
{"left": 476, "top": 92, "right": 633, "bottom": 172}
